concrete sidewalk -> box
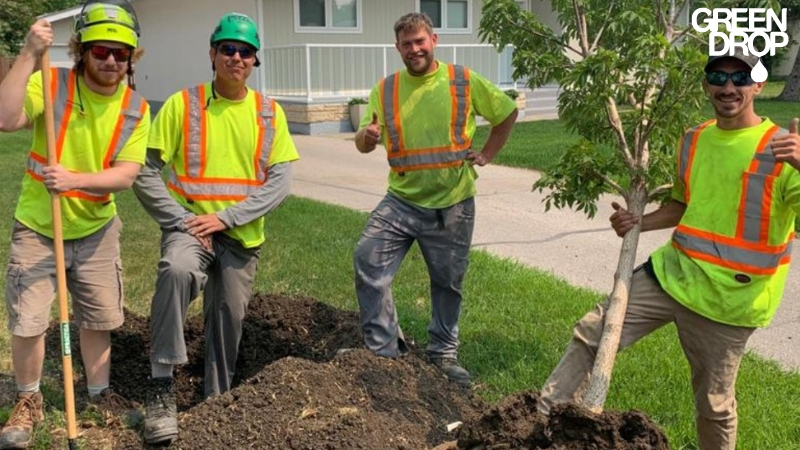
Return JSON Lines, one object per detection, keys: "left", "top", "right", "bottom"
{"left": 290, "top": 133, "right": 800, "bottom": 372}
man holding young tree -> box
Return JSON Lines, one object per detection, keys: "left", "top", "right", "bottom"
{"left": 539, "top": 47, "right": 800, "bottom": 450}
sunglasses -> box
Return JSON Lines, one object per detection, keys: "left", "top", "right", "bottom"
{"left": 216, "top": 44, "right": 256, "bottom": 59}
{"left": 705, "top": 71, "right": 755, "bottom": 87}
{"left": 88, "top": 45, "right": 131, "bottom": 62}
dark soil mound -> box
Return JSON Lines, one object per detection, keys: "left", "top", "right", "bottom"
{"left": 34, "top": 294, "right": 668, "bottom": 449}
{"left": 455, "top": 391, "right": 669, "bottom": 450}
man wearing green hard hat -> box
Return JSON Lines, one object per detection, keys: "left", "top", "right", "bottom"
{"left": 133, "top": 12, "right": 298, "bottom": 445}
{"left": 0, "top": 0, "right": 149, "bottom": 448}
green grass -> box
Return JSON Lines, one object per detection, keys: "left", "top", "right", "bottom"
{"left": 474, "top": 118, "right": 579, "bottom": 171}
{"left": 1, "top": 87, "right": 800, "bottom": 449}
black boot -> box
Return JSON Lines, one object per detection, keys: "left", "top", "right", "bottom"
{"left": 143, "top": 377, "right": 178, "bottom": 444}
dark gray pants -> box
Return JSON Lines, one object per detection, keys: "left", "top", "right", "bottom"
{"left": 353, "top": 194, "right": 474, "bottom": 358}
{"left": 149, "top": 230, "right": 260, "bottom": 397}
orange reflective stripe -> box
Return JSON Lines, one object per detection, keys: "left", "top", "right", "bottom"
{"left": 181, "top": 89, "right": 191, "bottom": 177}
{"left": 381, "top": 74, "right": 403, "bottom": 153}
{"left": 255, "top": 95, "right": 266, "bottom": 177}
{"left": 449, "top": 65, "right": 470, "bottom": 147}
{"left": 736, "top": 125, "right": 781, "bottom": 242}
{"left": 449, "top": 65, "right": 458, "bottom": 145}
{"left": 677, "top": 224, "right": 789, "bottom": 254}
{"left": 199, "top": 85, "right": 208, "bottom": 179}
{"left": 55, "top": 69, "right": 76, "bottom": 163}
{"left": 672, "top": 240, "right": 788, "bottom": 276}
{"left": 386, "top": 142, "right": 471, "bottom": 159}
{"left": 26, "top": 151, "right": 109, "bottom": 202}
{"left": 391, "top": 161, "right": 465, "bottom": 172}
{"left": 174, "top": 174, "right": 262, "bottom": 186}
{"left": 679, "top": 120, "right": 713, "bottom": 203}
{"left": 103, "top": 89, "right": 132, "bottom": 168}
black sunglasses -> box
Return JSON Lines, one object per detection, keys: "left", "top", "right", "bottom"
{"left": 705, "top": 71, "right": 755, "bottom": 87}
{"left": 216, "top": 44, "right": 256, "bottom": 59}
{"left": 88, "top": 45, "right": 131, "bottom": 62}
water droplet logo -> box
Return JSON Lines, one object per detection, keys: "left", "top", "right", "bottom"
{"left": 751, "top": 59, "right": 768, "bottom": 83}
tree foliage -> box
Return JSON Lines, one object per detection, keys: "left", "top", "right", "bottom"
{"left": 0, "top": 0, "right": 83, "bottom": 56}
{"left": 775, "top": 0, "right": 800, "bottom": 100}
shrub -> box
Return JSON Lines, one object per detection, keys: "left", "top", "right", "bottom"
{"left": 348, "top": 97, "right": 368, "bottom": 106}
{"left": 504, "top": 89, "right": 519, "bottom": 100}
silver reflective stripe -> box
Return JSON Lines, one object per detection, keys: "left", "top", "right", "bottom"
{"left": 168, "top": 172, "right": 253, "bottom": 197}
{"left": 108, "top": 92, "right": 145, "bottom": 163}
{"left": 673, "top": 228, "right": 791, "bottom": 269}
{"left": 451, "top": 65, "right": 469, "bottom": 147}
{"left": 388, "top": 149, "right": 470, "bottom": 169}
{"left": 257, "top": 93, "right": 274, "bottom": 183}
{"left": 741, "top": 128, "right": 785, "bottom": 242}
{"left": 27, "top": 157, "right": 106, "bottom": 200}
{"left": 52, "top": 68, "right": 71, "bottom": 145}
{"left": 678, "top": 122, "right": 707, "bottom": 182}
{"left": 382, "top": 74, "right": 401, "bottom": 153}
{"left": 27, "top": 157, "right": 44, "bottom": 177}
{"left": 186, "top": 86, "right": 203, "bottom": 178}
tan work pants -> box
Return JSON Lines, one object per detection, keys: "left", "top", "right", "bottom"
{"left": 539, "top": 268, "right": 755, "bottom": 450}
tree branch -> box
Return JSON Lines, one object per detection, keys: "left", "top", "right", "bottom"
{"left": 572, "top": 0, "right": 590, "bottom": 55}
{"left": 590, "top": 0, "right": 616, "bottom": 53}
{"left": 605, "top": 98, "right": 635, "bottom": 170}
{"left": 648, "top": 183, "right": 673, "bottom": 199}
{"left": 601, "top": 172, "right": 626, "bottom": 195}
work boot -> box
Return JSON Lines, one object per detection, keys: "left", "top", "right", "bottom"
{"left": 88, "top": 388, "right": 143, "bottom": 427}
{"left": 0, "top": 392, "right": 44, "bottom": 450}
{"left": 430, "top": 356, "right": 471, "bottom": 387}
{"left": 143, "top": 377, "right": 178, "bottom": 444}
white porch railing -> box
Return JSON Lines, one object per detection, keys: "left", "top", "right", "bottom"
{"left": 260, "top": 43, "right": 517, "bottom": 102}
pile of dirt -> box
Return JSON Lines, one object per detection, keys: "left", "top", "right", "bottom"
{"left": 33, "top": 294, "right": 669, "bottom": 449}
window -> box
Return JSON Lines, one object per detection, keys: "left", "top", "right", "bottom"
{"left": 296, "top": 0, "right": 361, "bottom": 33}
{"left": 515, "top": 0, "right": 529, "bottom": 10}
{"left": 417, "top": 0, "right": 471, "bottom": 33}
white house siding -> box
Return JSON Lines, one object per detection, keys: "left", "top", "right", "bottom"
{"left": 48, "top": 19, "right": 76, "bottom": 68}
{"left": 134, "top": 0, "right": 258, "bottom": 101}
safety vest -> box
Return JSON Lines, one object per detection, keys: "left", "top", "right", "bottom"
{"left": 25, "top": 67, "right": 146, "bottom": 202}
{"left": 166, "top": 84, "right": 275, "bottom": 203}
{"left": 380, "top": 64, "right": 471, "bottom": 173}
{"left": 673, "top": 120, "right": 792, "bottom": 276}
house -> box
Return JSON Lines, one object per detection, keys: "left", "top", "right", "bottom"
{"left": 41, "top": 0, "right": 561, "bottom": 134}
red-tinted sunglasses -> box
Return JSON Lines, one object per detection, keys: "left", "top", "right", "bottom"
{"left": 88, "top": 45, "right": 131, "bottom": 62}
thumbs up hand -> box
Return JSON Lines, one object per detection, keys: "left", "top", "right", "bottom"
{"left": 772, "top": 118, "right": 800, "bottom": 171}
{"left": 363, "top": 112, "right": 382, "bottom": 147}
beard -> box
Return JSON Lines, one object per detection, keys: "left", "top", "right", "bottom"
{"left": 84, "top": 62, "right": 126, "bottom": 89}
{"left": 403, "top": 52, "right": 434, "bottom": 76}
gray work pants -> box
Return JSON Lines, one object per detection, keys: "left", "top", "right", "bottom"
{"left": 353, "top": 193, "right": 474, "bottom": 358}
{"left": 539, "top": 268, "right": 755, "bottom": 450}
{"left": 149, "top": 229, "right": 260, "bottom": 397}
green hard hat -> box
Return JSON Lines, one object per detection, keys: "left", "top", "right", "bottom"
{"left": 210, "top": 13, "right": 260, "bottom": 50}
{"left": 75, "top": 0, "right": 140, "bottom": 48}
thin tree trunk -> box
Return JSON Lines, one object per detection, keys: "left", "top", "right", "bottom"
{"left": 581, "top": 184, "right": 647, "bottom": 413}
{"left": 778, "top": 46, "right": 800, "bottom": 101}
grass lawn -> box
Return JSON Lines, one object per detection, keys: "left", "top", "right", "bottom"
{"left": 0, "top": 82, "right": 799, "bottom": 448}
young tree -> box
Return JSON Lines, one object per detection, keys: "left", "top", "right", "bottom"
{"left": 480, "top": 0, "right": 719, "bottom": 413}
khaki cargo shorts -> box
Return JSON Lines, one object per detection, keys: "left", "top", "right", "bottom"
{"left": 5, "top": 217, "right": 124, "bottom": 337}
